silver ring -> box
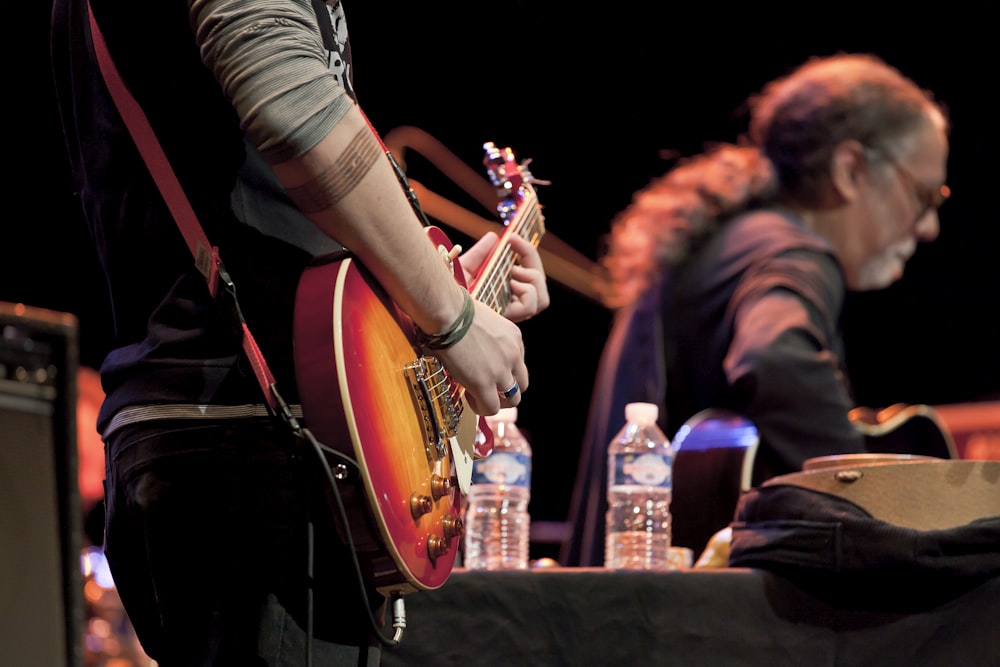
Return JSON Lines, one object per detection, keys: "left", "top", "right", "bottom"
{"left": 500, "top": 381, "right": 520, "bottom": 399}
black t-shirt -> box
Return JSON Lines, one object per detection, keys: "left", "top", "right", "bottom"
{"left": 51, "top": 0, "right": 352, "bottom": 432}
{"left": 563, "top": 208, "right": 867, "bottom": 565}
{"left": 665, "top": 209, "right": 865, "bottom": 482}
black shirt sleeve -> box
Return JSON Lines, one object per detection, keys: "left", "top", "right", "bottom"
{"left": 724, "top": 248, "right": 866, "bottom": 482}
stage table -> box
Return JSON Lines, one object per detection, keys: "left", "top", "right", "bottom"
{"left": 381, "top": 567, "right": 999, "bottom": 667}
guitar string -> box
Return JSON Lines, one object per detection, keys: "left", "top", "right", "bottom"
{"left": 420, "top": 184, "right": 543, "bottom": 432}
{"left": 476, "top": 192, "right": 542, "bottom": 312}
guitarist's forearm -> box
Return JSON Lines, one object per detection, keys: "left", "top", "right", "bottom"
{"left": 273, "top": 104, "right": 469, "bottom": 335}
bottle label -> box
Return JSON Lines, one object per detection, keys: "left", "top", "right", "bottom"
{"left": 610, "top": 452, "right": 672, "bottom": 488}
{"left": 471, "top": 452, "right": 531, "bottom": 488}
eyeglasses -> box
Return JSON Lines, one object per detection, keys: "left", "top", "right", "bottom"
{"left": 868, "top": 148, "right": 950, "bottom": 218}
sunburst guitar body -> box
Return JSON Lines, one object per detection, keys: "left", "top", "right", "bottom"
{"left": 292, "top": 143, "right": 545, "bottom": 594}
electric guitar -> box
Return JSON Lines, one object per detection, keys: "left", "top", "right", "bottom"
{"left": 670, "top": 404, "right": 957, "bottom": 554}
{"left": 848, "top": 403, "right": 958, "bottom": 460}
{"left": 292, "top": 143, "right": 545, "bottom": 594}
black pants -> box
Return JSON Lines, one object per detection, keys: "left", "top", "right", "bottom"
{"left": 103, "top": 417, "right": 383, "bottom": 666}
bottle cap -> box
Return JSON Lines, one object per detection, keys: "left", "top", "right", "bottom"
{"left": 625, "top": 402, "right": 658, "bottom": 426}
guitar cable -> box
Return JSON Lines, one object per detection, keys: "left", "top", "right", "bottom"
{"left": 268, "top": 383, "right": 408, "bottom": 655}
{"left": 242, "top": 119, "right": 434, "bottom": 659}
{"left": 217, "top": 251, "right": 406, "bottom": 659}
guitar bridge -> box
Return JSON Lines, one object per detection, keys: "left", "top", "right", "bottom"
{"left": 405, "top": 356, "right": 463, "bottom": 459}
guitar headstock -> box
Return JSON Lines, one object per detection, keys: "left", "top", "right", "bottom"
{"left": 466, "top": 143, "right": 547, "bottom": 313}
{"left": 482, "top": 142, "right": 548, "bottom": 234}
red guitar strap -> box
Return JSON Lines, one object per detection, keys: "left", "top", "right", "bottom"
{"left": 87, "top": 3, "right": 279, "bottom": 413}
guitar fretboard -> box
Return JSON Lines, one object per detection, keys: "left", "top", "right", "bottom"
{"left": 471, "top": 189, "right": 545, "bottom": 314}
{"left": 471, "top": 142, "right": 546, "bottom": 315}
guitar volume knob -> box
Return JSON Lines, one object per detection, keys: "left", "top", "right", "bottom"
{"left": 441, "top": 514, "right": 463, "bottom": 540}
{"left": 409, "top": 493, "right": 433, "bottom": 519}
{"left": 426, "top": 535, "right": 449, "bottom": 561}
{"left": 430, "top": 474, "right": 452, "bottom": 500}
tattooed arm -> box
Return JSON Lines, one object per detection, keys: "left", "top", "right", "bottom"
{"left": 275, "top": 110, "right": 536, "bottom": 415}
{"left": 190, "top": 0, "right": 536, "bottom": 414}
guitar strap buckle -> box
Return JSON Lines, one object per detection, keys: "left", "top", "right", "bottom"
{"left": 194, "top": 242, "right": 222, "bottom": 299}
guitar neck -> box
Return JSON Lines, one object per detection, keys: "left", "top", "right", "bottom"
{"left": 469, "top": 144, "right": 546, "bottom": 314}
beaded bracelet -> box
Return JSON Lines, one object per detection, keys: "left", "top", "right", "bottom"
{"left": 418, "top": 290, "right": 475, "bottom": 350}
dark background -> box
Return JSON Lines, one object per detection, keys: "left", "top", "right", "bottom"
{"left": 8, "top": 4, "right": 998, "bottom": 536}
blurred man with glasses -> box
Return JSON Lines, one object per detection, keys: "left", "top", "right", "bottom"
{"left": 564, "top": 53, "right": 952, "bottom": 565}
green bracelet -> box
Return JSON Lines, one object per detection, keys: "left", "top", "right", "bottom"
{"left": 418, "top": 290, "right": 475, "bottom": 350}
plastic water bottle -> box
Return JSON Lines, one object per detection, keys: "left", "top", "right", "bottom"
{"left": 463, "top": 407, "right": 531, "bottom": 570}
{"left": 605, "top": 402, "right": 674, "bottom": 570}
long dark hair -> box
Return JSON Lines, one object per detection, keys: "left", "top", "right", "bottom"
{"left": 599, "top": 53, "right": 947, "bottom": 309}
